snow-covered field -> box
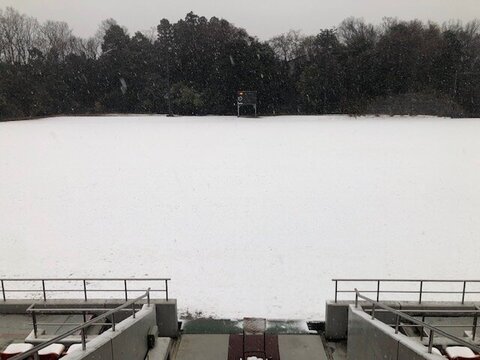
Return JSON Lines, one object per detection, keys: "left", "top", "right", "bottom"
{"left": 1, "top": 115, "right": 480, "bottom": 320}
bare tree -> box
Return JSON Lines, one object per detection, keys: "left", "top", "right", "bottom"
{"left": 0, "top": 7, "right": 40, "bottom": 64}
{"left": 38, "top": 20, "right": 75, "bottom": 60}
{"left": 269, "top": 30, "right": 305, "bottom": 62}
{"left": 338, "top": 17, "right": 377, "bottom": 47}
{"left": 141, "top": 26, "right": 157, "bottom": 44}
{"left": 79, "top": 37, "right": 101, "bottom": 59}
{"left": 94, "top": 18, "right": 129, "bottom": 54}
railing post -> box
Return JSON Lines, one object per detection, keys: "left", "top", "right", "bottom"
{"left": 1, "top": 280, "right": 5, "bottom": 301}
{"left": 147, "top": 288, "right": 150, "bottom": 307}
{"left": 420, "top": 316, "right": 425, "bottom": 341}
{"left": 165, "top": 279, "right": 169, "bottom": 301}
{"left": 81, "top": 328, "right": 86, "bottom": 351}
{"left": 334, "top": 280, "right": 338, "bottom": 303}
{"left": 473, "top": 312, "right": 478, "bottom": 341}
{"left": 32, "top": 312, "right": 38, "bottom": 338}
{"left": 419, "top": 281, "right": 423, "bottom": 304}
{"left": 83, "top": 280, "right": 88, "bottom": 301}
{"left": 428, "top": 329, "right": 434, "bottom": 353}
{"left": 462, "top": 281, "right": 467, "bottom": 304}
{"left": 355, "top": 291, "right": 358, "bottom": 308}
{"left": 124, "top": 280, "right": 128, "bottom": 301}
{"left": 395, "top": 314, "right": 400, "bottom": 334}
{"left": 82, "top": 311, "right": 87, "bottom": 323}
{"left": 371, "top": 303, "right": 376, "bottom": 320}
{"left": 42, "top": 280, "right": 46, "bottom": 301}
{"left": 377, "top": 280, "right": 380, "bottom": 302}
{"left": 132, "top": 303, "right": 136, "bottom": 318}
{"left": 112, "top": 313, "right": 116, "bottom": 332}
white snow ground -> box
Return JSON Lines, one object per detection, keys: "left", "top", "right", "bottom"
{"left": 1, "top": 115, "right": 480, "bottom": 320}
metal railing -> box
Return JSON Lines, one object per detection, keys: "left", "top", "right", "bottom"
{"left": 371, "top": 307, "right": 480, "bottom": 341}
{"left": 0, "top": 277, "right": 170, "bottom": 301}
{"left": 26, "top": 304, "right": 139, "bottom": 338}
{"left": 333, "top": 279, "right": 480, "bottom": 304}
{"left": 355, "top": 289, "right": 480, "bottom": 354}
{"left": 9, "top": 288, "right": 152, "bottom": 360}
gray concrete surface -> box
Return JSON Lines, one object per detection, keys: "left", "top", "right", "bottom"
{"left": 325, "top": 300, "right": 480, "bottom": 341}
{"left": 325, "top": 301, "right": 351, "bottom": 340}
{"left": 278, "top": 335, "right": 328, "bottom": 360}
{"left": 327, "top": 341, "right": 348, "bottom": 360}
{"left": 0, "top": 314, "right": 32, "bottom": 350}
{"left": 154, "top": 300, "right": 178, "bottom": 337}
{"left": 62, "top": 304, "right": 157, "bottom": 360}
{"left": 145, "top": 338, "right": 171, "bottom": 360}
{"left": 174, "top": 335, "right": 229, "bottom": 360}
{"left": 347, "top": 305, "right": 444, "bottom": 360}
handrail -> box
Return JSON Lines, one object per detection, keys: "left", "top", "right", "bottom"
{"left": 0, "top": 278, "right": 170, "bottom": 281}
{"left": 0, "top": 277, "right": 170, "bottom": 301}
{"left": 9, "top": 288, "right": 151, "bottom": 360}
{"left": 27, "top": 307, "right": 134, "bottom": 314}
{"left": 354, "top": 289, "right": 480, "bottom": 354}
{"left": 333, "top": 279, "right": 480, "bottom": 304}
{"left": 334, "top": 279, "right": 480, "bottom": 282}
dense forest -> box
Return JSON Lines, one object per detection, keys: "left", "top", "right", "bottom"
{"left": 0, "top": 7, "right": 479, "bottom": 119}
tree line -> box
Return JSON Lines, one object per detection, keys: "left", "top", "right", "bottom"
{"left": 0, "top": 7, "right": 479, "bottom": 119}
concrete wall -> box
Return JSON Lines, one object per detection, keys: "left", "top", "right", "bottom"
{"left": 154, "top": 300, "right": 178, "bottom": 337}
{"left": 325, "top": 300, "right": 479, "bottom": 340}
{"left": 62, "top": 304, "right": 156, "bottom": 360}
{"left": 347, "top": 305, "right": 444, "bottom": 360}
{"left": 325, "top": 301, "right": 400, "bottom": 340}
{"left": 325, "top": 301, "right": 350, "bottom": 340}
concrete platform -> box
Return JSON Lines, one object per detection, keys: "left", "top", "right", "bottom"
{"left": 175, "top": 335, "right": 229, "bottom": 360}
{"left": 174, "top": 334, "right": 329, "bottom": 360}
{"left": 278, "top": 335, "right": 328, "bottom": 360}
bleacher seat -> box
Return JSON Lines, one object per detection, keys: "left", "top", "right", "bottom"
{"left": 38, "top": 344, "right": 65, "bottom": 360}
{"left": 445, "top": 346, "right": 480, "bottom": 360}
{"left": 1, "top": 343, "right": 34, "bottom": 359}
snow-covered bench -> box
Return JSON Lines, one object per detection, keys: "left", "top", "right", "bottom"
{"left": 445, "top": 346, "right": 480, "bottom": 360}
{"left": 1, "top": 343, "right": 34, "bottom": 359}
{"left": 38, "top": 344, "right": 65, "bottom": 360}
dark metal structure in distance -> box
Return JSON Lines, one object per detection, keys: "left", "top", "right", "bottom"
{"left": 237, "top": 91, "right": 257, "bottom": 117}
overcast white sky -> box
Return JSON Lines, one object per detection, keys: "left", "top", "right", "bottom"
{"left": 1, "top": 0, "right": 478, "bottom": 40}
